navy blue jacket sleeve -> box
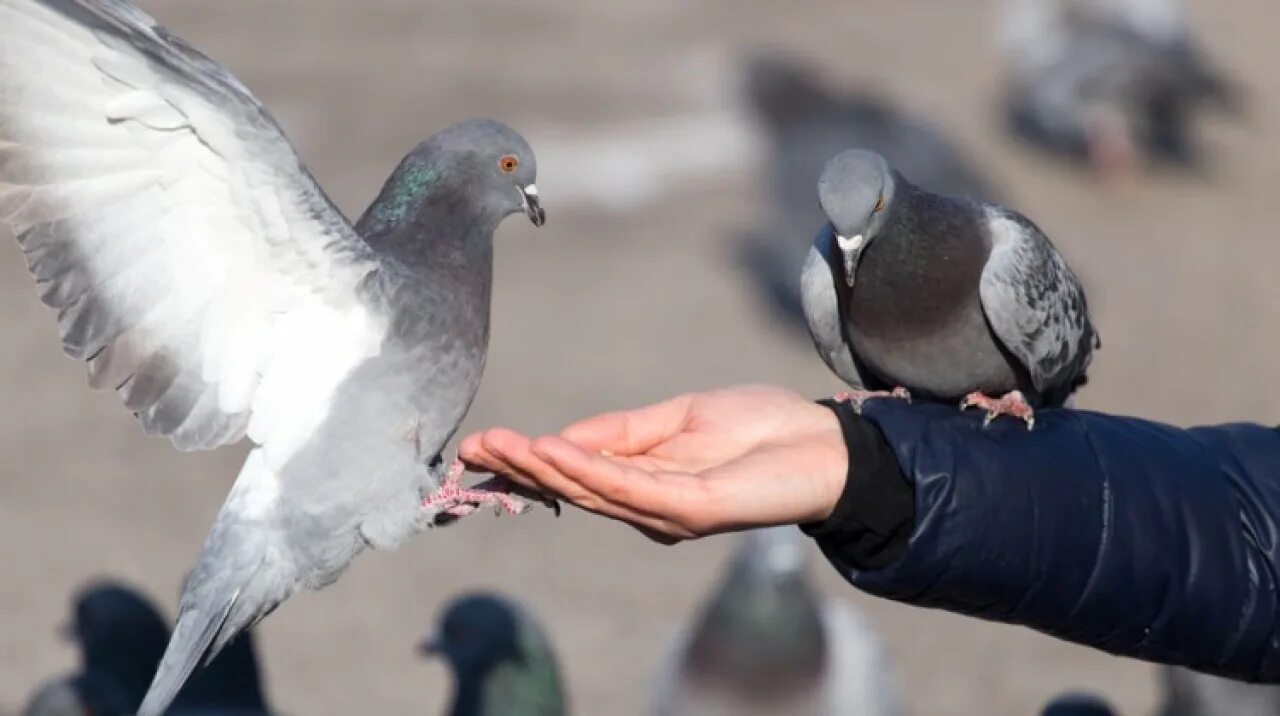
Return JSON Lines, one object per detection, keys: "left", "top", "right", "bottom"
{"left": 813, "top": 399, "right": 1280, "bottom": 682}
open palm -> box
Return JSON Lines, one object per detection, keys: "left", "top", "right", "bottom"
{"left": 459, "top": 385, "right": 847, "bottom": 542}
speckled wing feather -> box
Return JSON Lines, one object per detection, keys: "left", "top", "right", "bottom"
{"left": 979, "top": 208, "right": 1098, "bottom": 401}
{"left": 0, "top": 0, "right": 383, "bottom": 452}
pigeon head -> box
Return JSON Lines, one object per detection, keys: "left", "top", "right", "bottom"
{"left": 65, "top": 581, "right": 171, "bottom": 707}
{"left": 683, "top": 527, "right": 827, "bottom": 695}
{"left": 818, "top": 149, "right": 896, "bottom": 286}
{"left": 423, "top": 593, "right": 523, "bottom": 674}
{"left": 356, "top": 118, "right": 543, "bottom": 256}
{"left": 422, "top": 592, "right": 567, "bottom": 716}
{"left": 425, "top": 118, "right": 543, "bottom": 227}
{"left": 1040, "top": 692, "right": 1117, "bottom": 716}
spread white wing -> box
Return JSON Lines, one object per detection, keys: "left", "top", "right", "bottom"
{"left": 0, "top": 0, "right": 385, "bottom": 457}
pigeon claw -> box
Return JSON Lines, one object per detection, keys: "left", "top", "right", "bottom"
{"left": 423, "top": 460, "right": 540, "bottom": 521}
{"left": 423, "top": 460, "right": 561, "bottom": 519}
{"left": 960, "top": 390, "right": 1036, "bottom": 429}
{"left": 833, "top": 387, "right": 912, "bottom": 413}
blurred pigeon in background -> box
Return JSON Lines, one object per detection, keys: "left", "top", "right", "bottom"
{"left": 23, "top": 582, "right": 169, "bottom": 716}
{"left": 802, "top": 149, "right": 1098, "bottom": 425}
{"left": 1001, "top": 0, "right": 1240, "bottom": 174}
{"left": 652, "top": 527, "right": 903, "bottom": 716}
{"left": 0, "top": 1, "right": 547, "bottom": 713}
{"left": 423, "top": 593, "right": 568, "bottom": 716}
{"left": 21, "top": 581, "right": 272, "bottom": 716}
{"left": 1041, "top": 692, "right": 1118, "bottom": 716}
{"left": 733, "top": 53, "right": 997, "bottom": 331}
{"left": 1158, "top": 666, "right": 1280, "bottom": 716}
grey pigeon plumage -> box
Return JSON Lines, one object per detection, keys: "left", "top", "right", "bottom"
{"left": 734, "top": 54, "right": 997, "bottom": 330}
{"left": 1002, "top": 0, "right": 1239, "bottom": 172}
{"left": 0, "top": 2, "right": 545, "bottom": 714}
{"left": 802, "top": 149, "right": 1098, "bottom": 423}
{"left": 652, "top": 527, "right": 903, "bottom": 716}
{"left": 423, "top": 593, "right": 568, "bottom": 716}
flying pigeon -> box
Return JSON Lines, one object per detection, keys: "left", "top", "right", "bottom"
{"left": 801, "top": 149, "right": 1098, "bottom": 426}
{"left": 1001, "top": 0, "right": 1239, "bottom": 174}
{"left": 733, "top": 53, "right": 997, "bottom": 331}
{"left": 652, "top": 527, "right": 904, "bottom": 716}
{"left": 0, "top": 1, "right": 547, "bottom": 713}
{"left": 423, "top": 592, "right": 568, "bottom": 716}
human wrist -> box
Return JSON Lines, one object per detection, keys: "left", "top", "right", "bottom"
{"left": 801, "top": 400, "right": 915, "bottom": 569}
{"left": 799, "top": 399, "right": 849, "bottom": 522}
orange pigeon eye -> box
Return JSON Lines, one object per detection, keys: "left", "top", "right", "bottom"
{"left": 874, "top": 195, "right": 885, "bottom": 213}
{"left": 499, "top": 155, "right": 519, "bottom": 173}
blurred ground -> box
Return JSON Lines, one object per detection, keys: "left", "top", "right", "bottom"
{"left": 1, "top": 0, "right": 1276, "bottom": 714}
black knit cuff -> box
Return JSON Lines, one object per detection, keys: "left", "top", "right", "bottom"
{"left": 800, "top": 399, "right": 914, "bottom": 570}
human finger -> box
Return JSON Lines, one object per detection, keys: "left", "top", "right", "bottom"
{"left": 532, "top": 436, "right": 723, "bottom": 536}
{"left": 488, "top": 436, "right": 703, "bottom": 537}
{"left": 557, "top": 394, "right": 694, "bottom": 455}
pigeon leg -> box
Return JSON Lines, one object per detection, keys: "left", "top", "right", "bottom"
{"left": 423, "top": 460, "right": 537, "bottom": 518}
{"left": 960, "top": 390, "right": 1036, "bottom": 429}
{"left": 1086, "top": 109, "right": 1138, "bottom": 179}
{"left": 833, "top": 387, "right": 912, "bottom": 412}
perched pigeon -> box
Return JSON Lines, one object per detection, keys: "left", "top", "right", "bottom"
{"left": 1041, "top": 693, "right": 1118, "bottom": 716}
{"left": 801, "top": 149, "right": 1098, "bottom": 426}
{"left": 423, "top": 593, "right": 568, "bottom": 716}
{"left": 652, "top": 527, "right": 903, "bottom": 716}
{"left": 1001, "top": 0, "right": 1239, "bottom": 173}
{"left": 22, "top": 581, "right": 272, "bottom": 716}
{"left": 0, "top": 1, "right": 546, "bottom": 714}
{"left": 1158, "top": 666, "right": 1280, "bottom": 716}
{"left": 734, "top": 53, "right": 997, "bottom": 330}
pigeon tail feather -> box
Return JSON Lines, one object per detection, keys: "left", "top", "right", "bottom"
{"left": 139, "top": 454, "right": 296, "bottom": 716}
{"left": 137, "top": 589, "right": 237, "bottom": 716}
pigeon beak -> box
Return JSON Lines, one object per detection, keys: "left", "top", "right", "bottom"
{"left": 520, "top": 184, "right": 546, "bottom": 227}
{"left": 419, "top": 634, "right": 444, "bottom": 656}
{"left": 835, "top": 234, "right": 865, "bottom": 287}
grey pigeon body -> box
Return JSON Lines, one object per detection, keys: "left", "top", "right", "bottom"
{"left": 735, "top": 54, "right": 997, "bottom": 330}
{"left": 652, "top": 527, "right": 903, "bottom": 716}
{"left": 802, "top": 149, "right": 1097, "bottom": 407}
{"left": 424, "top": 593, "right": 568, "bottom": 716}
{"left": 1002, "top": 0, "right": 1238, "bottom": 169}
{"left": 0, "top": 2, "right": 544, "bottom": 714}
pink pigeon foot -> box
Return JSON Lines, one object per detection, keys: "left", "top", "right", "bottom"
{"left": 1087, "top": 112, "right": 1139, "bottom": 180}
{"left": 960, "top": 390, "right": 1036, "bottom": 429}
{"left": 834, "top": 387, "right": 912, "bottom": 412}
{"left": 423, "top": 460, "right": 534, "bottom": 518}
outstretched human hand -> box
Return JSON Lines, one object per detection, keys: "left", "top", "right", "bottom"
{"left": 459, "top": 385, "right": 847, "bottom": 543}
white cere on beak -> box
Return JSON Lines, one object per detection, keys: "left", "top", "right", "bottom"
{"left": 836, "top": 234, "right": 864, "bottom": 252}
{"left": 522, "top": 184, "right": 539, "bottom": 197}
{"left": 836, "top": 234, "right": 865, "bottom": 287}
